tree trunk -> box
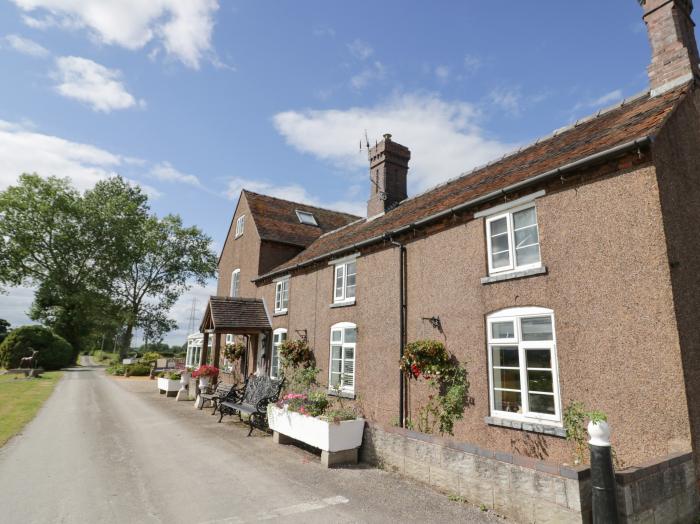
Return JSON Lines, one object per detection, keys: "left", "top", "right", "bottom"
{"left": 122, "top": 322, "right": 134, "bottom": 359}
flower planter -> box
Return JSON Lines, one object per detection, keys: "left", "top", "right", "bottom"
{"left": 157, "top": 377, "right": 180, "bottom": 397}
{"left": 268, "top": 405, "right": 365, "bottom": 467}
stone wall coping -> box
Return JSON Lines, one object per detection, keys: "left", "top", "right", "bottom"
{"left": 614, "top": 451, "right": 693, "bottom": 485}
{"left": 366, "top": 421, "right": 591, "bottom": 480}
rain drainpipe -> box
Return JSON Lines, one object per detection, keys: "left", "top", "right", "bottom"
{"left": 388, "top": 237, "right": 407, "bottom": 428}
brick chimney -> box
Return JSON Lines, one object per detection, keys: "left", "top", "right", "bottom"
{"left": 367, "top": 134, "right": 411, "bottom": 217}
{"left": 641, "top": 0, "right": 700, "bottom": 95}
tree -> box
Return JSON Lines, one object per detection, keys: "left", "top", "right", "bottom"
{"left": 110, "top": 214, "right": 216, "bottom": 356}
{"left": 0, "top": 325, "right": 73, "bottom": 370}
{"left": 0, "top": 319, "right": 10, "bottom": 345}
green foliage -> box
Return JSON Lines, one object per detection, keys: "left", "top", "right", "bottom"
{"left": 0, "top": 319, "right": 10, "bottom": 345}
{"left": 124, "top": 364, "right": 150, "bottom": 377}
{"left": 283, "top": 365, "right": 321, "bottom": 394}
{"left": 105, "top": 364, "right": 125, "bottom": 375}
{"left": 563, "top": 401, "right": 609, "bottom": 465}
{"left": 0, "top": 325, "right": 73, "bottom": 370}
{"left": 279, "top": 338, "right": 314, "bottom": 369}
{"left": 401, "top": 340, "right": 470, "bottom": 436}
{"left": 157, "top": 370, "right": 181, "bottom": 380}
{"left": 223, "top": 342, "right": 246, "bottom": 361}
{"left": 140, "top": 351, "right": 162, "bottom": 365}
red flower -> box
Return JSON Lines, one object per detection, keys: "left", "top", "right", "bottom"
{"left": 411, "top": 363, "right": 421, "bottom": 379}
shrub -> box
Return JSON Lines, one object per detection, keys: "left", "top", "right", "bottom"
{"left": 140, "top": 351, "right": 161, "bottom": 365}
{"left": 106, "top": 364, "right": 125, "bottom": 375}
{"left": 125, "top": 364, "right": 150, "bottom": 376}
{"left": 0, "top": 325, "right": 74, "bottom": 370}
{"left": 278, "top": 338, "right": 314, "bottom": 369}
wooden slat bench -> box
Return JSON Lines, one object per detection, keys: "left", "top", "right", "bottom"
{"left": 218, "top": 375, "right": 284, "bottom": 436}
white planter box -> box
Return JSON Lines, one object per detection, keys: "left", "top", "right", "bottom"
{"left": 267, "top": 405, "right": 365, "bottom": 452}
{"left": 157, "top": 377, "right": 180, "bottom": 394}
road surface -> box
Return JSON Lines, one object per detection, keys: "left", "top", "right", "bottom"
{"left": 0, "top": 363, "right": 501, "bottom": 523}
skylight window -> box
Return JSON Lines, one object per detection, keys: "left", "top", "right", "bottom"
{"left": 296, "top": 210, "right": 318, "bottom": 226}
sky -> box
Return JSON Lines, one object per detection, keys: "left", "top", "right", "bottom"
{"left": 0, "top": 0, "right": 693, "bottom": 346}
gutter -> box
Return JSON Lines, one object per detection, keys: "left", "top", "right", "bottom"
{"left": 253, "top": 136, "right": 651, "bottom": 282}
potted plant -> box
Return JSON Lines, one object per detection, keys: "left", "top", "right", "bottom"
{"left": 223, "top": 341, "right": 246, "bottom": 362}
{"left": 157, "top": 371, "right": 182, "bottom": 397}
{"left": 192, "top": 365, "right": 219, "bottom": 391}
{"left": 267, "top": 388, "right": 365, "bottom": 463}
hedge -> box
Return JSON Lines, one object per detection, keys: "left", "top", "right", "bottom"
{"left": 0, "top": 325, "right": 74, "bottom": 370}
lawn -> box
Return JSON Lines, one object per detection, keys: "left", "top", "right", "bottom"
{"left": 0, "top": 371, "right": 63, "bottom": 447}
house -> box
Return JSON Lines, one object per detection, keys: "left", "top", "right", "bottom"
{"left": 193, "top": 1, "right": 700, "bottom": 520}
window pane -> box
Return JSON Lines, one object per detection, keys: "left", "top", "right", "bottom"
{"left": 528, "top": 393, "right": 555, "bottom": 415}
{"left": 331, "top": 360, "right": 342, "bottom": 373}
{"left": 331, "top": 330, "right": 342, "bottom": 342}
{"left": 330, "top": 373, "right": 341, "bottom": 387}
{"left": 521, "top": 316, "right": 553, "bottom": 341}
{"left": 346, "top": 272, "right": 356, "bottom": 288}
{"left": 493, "top": 368, "right": 521, "bottom": 390}
{"left": 515, "top": 244, "right": 541, "bottom": 266}
{"left": 494, "top": 390, "right": 522, "bottom": 413}
{"left": 492, "top": 346, "right": 519, "bottom": 367}
{"left": 491, "top": 233, "right": 510, "bottom": 253}
{"left": 526, "top": 349, "right": 551, "bottom": 369}
{"left": 344, "top": 347, "right": 354, "bottom": 360}
{"left": 491, "top": 321, "right": 515, "bottom": 340}
{"left": 490, "top": 216, "right": 508, "bottom": 235}
{"left": 331, "top": 345, "right": 342, "bottom": 359}
{"left": 346, "top": 284, "right": 356, "bottom": 299}
{"left": 514, "top": 225, "right": 539, "bottom": 248}
{"left": 513, "top": 207, "right": 536, "bottom": 229}
{"left": 346, "top": 261, "right": 356, "bottom": 276}
{"left": 344, "top": 328, "right": 356, "bottom": 343}
{"left": 280, "top": 332, "right": 287, "bottom": 342}
{"left": 527, "top": 370, "right": 554, "bottom": 393}
{"left": 492, "top": 250, "right": 510, "bottom": 269}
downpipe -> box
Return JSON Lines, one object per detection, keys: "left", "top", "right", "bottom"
{"left": 389, "top": 237, "right": 407, "bottom": 428}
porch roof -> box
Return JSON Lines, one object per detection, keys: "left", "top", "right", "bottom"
{"left": 199, "top": 296, "right": 271, "bottom": 334}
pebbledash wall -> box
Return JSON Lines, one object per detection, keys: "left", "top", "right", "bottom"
{"left": 254, "top": 150, "right": 694, "bottom": 470}
{"left": 361, "top": 422, "right": 699, "bottom": 523}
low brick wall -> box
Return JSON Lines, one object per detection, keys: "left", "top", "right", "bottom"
{"left": 616, "top": 451, "right": 698, "bottom": 523}
{"left": 360, "top": 423, "right": 699, "bottom": 523}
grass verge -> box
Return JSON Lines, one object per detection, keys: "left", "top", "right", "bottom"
{"left": 0, "top": 371, "right": 63, "bottom": 447}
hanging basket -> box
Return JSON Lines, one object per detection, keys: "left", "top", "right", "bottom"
{"left": 223, "top": 342, "right": 246, "bottom": 361}
{"left": 399, "top": 340, "right": 450, "bottom": 379}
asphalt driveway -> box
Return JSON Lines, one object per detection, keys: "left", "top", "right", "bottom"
{"left": 0, "top": 364, "right": 502, "bottom": 523}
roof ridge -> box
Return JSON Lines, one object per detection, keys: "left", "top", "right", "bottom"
{"left": 398, "top": 88, "right": 653, "bottom": 207}
{"left": 244, "top": 189, "right": 361, "bottom": 219}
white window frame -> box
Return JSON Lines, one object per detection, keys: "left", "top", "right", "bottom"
{"left": 487, "top": 307, "right": 561, "bottom": 425}
{"left": 485, "top": 203, "right": 541, "bottom": 276}
{"left": 270, "top": 328, "right": 287, "bottom": 379}
{"left": 274, "top": 277, "right": 289, "bottom": 313}
{"left": 333, "top": 259, "right": 357, "bottom": 303}
{"left": 295, "top": 210, "right": 318, "bottom": 226}
{"left": 235, "top": 215, "right": 245, "bottom": 238}
{"left": 230, "top": 269, "right": 240, "bottom": 297}
{"left": 328, "top": 322, "right": 356, "bottom": 394}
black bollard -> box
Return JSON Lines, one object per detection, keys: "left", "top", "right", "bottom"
{"left": 589, "top": 422, "right": 618, "bottom": 523}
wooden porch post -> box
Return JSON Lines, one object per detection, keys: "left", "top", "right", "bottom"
{"left": 200, "top": 332, "right": 209, "bottom": 367}
{"left": 213, "top": 333, "right": 221, "bottom": 370}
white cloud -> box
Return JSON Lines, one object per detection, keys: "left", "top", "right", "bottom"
{"left": 150, "top": 161, "right": 201, "bottom": 186}
{"left": 53, "top": 56, "right": 142, "bottom": 112}
{"left": 434, "top": 65, "right": 450, "bottom": 82}
{"left": 158, "top": 281, "right": 216, "bottom": 345}
{"left": 350, "top": 61, "right": 386, "bottom": 90}
{"left": 488, "top": 87, "right": 523, "bottom": 116}
{"left": 589, "top": 89, "right": 623, "bottom": 108}
{"left": 0, "top": 118, "right": 173, "bottom": 199}
{"left": 463, "top": 54, "right": 481, "bottom": 75}
{"left": 226, "top": 177, "right": 365, "bottom": 217}
{"left": 0, "top": 286, "right": 35, "bottom": 328}
{"left": 4, "top": 34, "right": 49, "bottom": 57}
{"left": 10, "top": 0, "right": 219, "bottom": 69}
{"left": 0, "top": 119, "right": 121, "bottom": 190}
{"left": 273, "top": 92, "right": 514, "bottom": 193}
{"left": 347, "top": 38, "right": 373, "bottom": 60}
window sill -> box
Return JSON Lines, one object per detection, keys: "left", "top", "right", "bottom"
{"left": 485, "top": 415, "right": 566, "bottom": 438}
{"left": 273, "top": 311, "right": 288, "bottom": 317}
{"left": 330, "top": 299, "right": 356, "bottom": 309}
{"left": 481, "top": 266, "right": 547, "bottom": 285}
{"left": 327, "top": 389, "right": 355, "bottom": 400}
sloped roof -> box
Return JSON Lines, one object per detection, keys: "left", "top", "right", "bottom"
{"left": 258, "top": 83, "right": 690, "bottom": 280}
{"left": 200, "top": 296, "right": 271, "bottom": 332}
{"left": 244, "top": 190, "right": 360, "bottom": 247}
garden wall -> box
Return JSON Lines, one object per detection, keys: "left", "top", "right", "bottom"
{"left": 360, "top": 422, "right": 699, "bottom": 523}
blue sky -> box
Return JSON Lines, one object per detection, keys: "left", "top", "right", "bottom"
{"left": 0, "top": 1, "right": 691, "bottom": 345}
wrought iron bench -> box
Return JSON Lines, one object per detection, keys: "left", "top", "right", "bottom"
{"left": 218, "top": 375, "right": 285, "bottom": 436}
{"left": 200, "top": 381, "right": 237, "bottom": 414}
